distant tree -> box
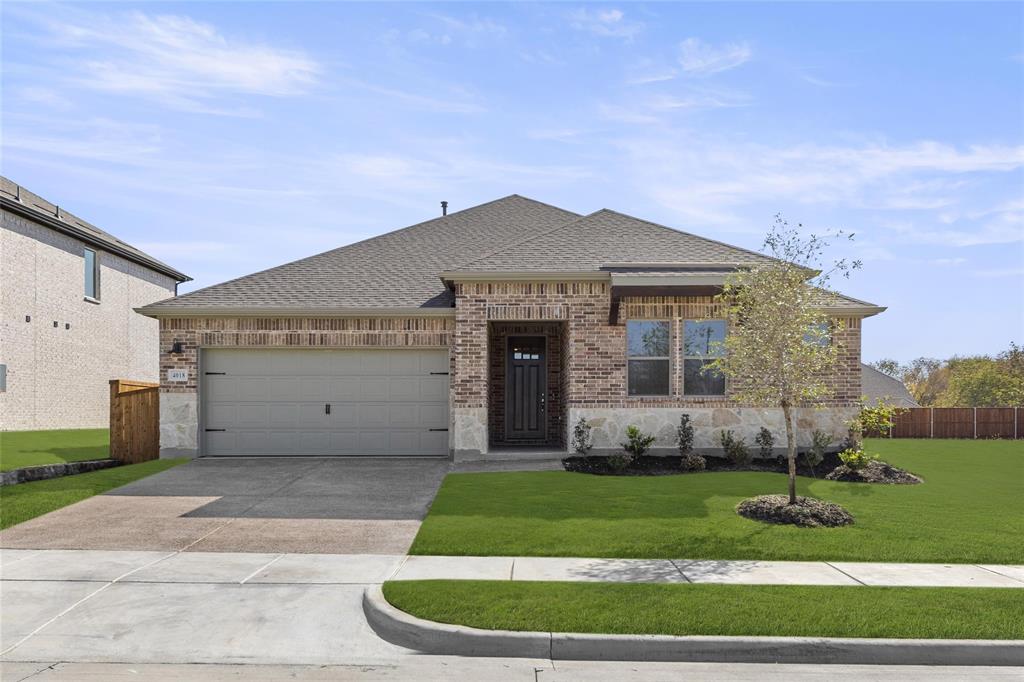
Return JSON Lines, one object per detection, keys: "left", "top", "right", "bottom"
{"left": 938, "top": 351, "right": 1024, "bottom": 407}
{"left": 868, "top": 358, "right": 903, "bottom": 378}
{"left": 708, "top": 215, "right": 859, "bottom": 504}
{"left": 902, "top": 357, "right": 948, "bottom": 406}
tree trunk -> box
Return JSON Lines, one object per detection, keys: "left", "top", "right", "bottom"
{"left": 782, "top": 400, "right": 797, "bottom": 505}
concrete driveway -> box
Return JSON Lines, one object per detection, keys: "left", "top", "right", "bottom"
{"left": 0, "top": 458, "right": 449, "bottom": 554}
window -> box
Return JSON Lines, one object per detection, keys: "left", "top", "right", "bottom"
{"left": 804, "top": 321, "right": 831, "bottom": 347}
{"left": 626, "top": 320, "right": 670, "bottom": 396}
{"left": 84, "top": 248, "right": 99, "bottom": 300}
{"left": 683, "top": 320, "right": 726, "bottom": 395}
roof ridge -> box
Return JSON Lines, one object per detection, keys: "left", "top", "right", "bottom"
{"left": 445, "top": 209, "right": 604, "bottom": 271}
{"left": 595, "top": 208, "right": 782, "bottom": 265}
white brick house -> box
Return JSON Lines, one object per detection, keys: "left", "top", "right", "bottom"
{"left": 0, "top": 178, "right": 190, "bottom": 431}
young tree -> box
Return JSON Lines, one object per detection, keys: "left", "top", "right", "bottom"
{"left": 707, "top": 216, "right": 860, "bottom": 504}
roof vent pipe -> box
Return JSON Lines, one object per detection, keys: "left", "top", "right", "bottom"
{"left": 441, "top": 201, "right": 448, "bottom": 216}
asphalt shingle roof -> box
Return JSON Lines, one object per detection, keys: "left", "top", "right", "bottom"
{"left": 861, "top": 364, "right": 920, "bottom": 407}
{"left": 451, "top": 209, "right": 778, "bottom": 272}
{"left": 137, "top": 195, "right": 882, "bottom": 315}
{"left": 139, "top": 195, "right": 579, "bottom": 313}
{"left": 1, "top": 176, "right": 189, "bottom": 282}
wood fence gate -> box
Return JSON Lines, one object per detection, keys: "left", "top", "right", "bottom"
{"left": 884, "top": 407, "right": 1023, "bottom": 439}
{"left": 109, "top": 380, "right": 160, "bottom": 462}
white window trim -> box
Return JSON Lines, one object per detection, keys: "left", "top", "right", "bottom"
{"left": 682, "top": 318, "right": 727, "bottom": 397}
{"left": 626, "top": 319, "right": 672, "bottom": 398}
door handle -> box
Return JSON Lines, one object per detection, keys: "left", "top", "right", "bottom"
{"left": 325, "top": 403, "right": 331, "bottom": 415}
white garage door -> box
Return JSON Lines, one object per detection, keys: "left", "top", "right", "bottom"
{"left": 201, "top": 349, "right": 449, "bottom": 456}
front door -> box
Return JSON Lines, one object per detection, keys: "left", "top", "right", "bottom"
{"left": 506, "top": 336, "right": 547, "bottom": 441}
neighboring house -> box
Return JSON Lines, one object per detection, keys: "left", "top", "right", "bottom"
{"left": 0, "top": 177, "right": 190, "bottom": 431}
{"left": 139, "top": 195, "right": 884, "bottom": 460}
{"left": 861, "top": 363, "right": 920, "bottom": 408}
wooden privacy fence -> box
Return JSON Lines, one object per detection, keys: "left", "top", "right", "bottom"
{"left": 109, "top": 380, "right": 160, "bottom": 463}
{"left": 878, "top": 407, "right": 1024, "bottom": 439}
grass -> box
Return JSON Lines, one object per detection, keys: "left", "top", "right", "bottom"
{"left": 411, "top": 439, "right": 1024, "bottom": 563}
{"left": 0, "top": 458, "right": 186, "bottom": 529}
{"left": 383, "top": 580, "right": 1024, "bottom": 640}
{"left": 0, "top": 429, "right": 110, "bottom": 471}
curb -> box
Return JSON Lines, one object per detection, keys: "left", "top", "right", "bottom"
{"left": 363, "top": 585, "right": 1024, "bottom": 666}
{"left": 0, "top": 459, "right": 122, "bottom": 487}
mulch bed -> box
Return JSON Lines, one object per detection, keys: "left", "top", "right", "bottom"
{"left": 736, "top": 494, "right": 855, "bottom": 528}
{"left": 825, "top": 460, "right": 923, "bottom": 485}
{"left": 562, "top": 451, "right": 844, "bottom": 478}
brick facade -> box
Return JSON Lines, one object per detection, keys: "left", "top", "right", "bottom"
{"left": 1, "top": 208, "right": 177, "bottom": 430}
{"left": 154, "top": 281, "right": 864, "bottom": 459}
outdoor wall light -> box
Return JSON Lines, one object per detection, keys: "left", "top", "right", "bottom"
{"left": 170, "top": 340, "right": 185, "bottom": 354}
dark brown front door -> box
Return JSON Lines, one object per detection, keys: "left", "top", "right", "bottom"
{"left": 506, "top": 336, "right": 546, "bottom": 441}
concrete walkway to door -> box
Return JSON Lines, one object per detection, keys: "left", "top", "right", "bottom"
{"left": 0, "top": 458, "right": 450, "bottom": 555}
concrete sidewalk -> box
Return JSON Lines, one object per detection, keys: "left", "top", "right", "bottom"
{"left": 2, "top": 549, "right": 1022, "bottom": 669}
{"left": 392, "top": 555, "right": 1024, "bottom": 588}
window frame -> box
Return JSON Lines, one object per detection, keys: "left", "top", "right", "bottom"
{"left": 84, "top": 247, "right": 100, "bottom": 302}
{"left": 682, "top": 318, "right": 728, "bottom": 397}
{"left": 625, "top": 319, "right": 672, "bottom": 397}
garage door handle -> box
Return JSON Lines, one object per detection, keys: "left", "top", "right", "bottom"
{"left": 429, "top": 371, "right": 449, "bottom": 375}
{"left": 428, "top": 428, "right": 448, "bottom": 432}
{"left": 204, "top": 372, "right": 226, "bottom": 376}
{"left": 325, "top": 404, "right": 331, "bottom": 415}
{"left": 205, "top": 429, "right": 226, "bottom": 432}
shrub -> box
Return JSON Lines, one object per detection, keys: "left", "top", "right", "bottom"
{"left": 804, "top": 429, "right": 833, "bottom": 469}
{"left": 838, "top": 447, "right": 878, "bottom": 471}
{"left": 754, "top": 427, "right": 774, "bottom": 459}
{"left": 571, "top": 417, "right": 593, "bottom": 455}
{"left": 719, "top": 429, "right": 752, "bottom": 466}
{"left": 681, "top": 453, "right": 706, "bottom": 471}
{"left": 606, "top": 453, "right": 629, "bottom": 472}
{"left": 857, "top": 399, "right": 904, "bottom": 438}
{"left": 676, "top": 413, "right": 695, "bottom": 455}
{"left": 841, "top": 425, "right": 862, "bottom": 451}
{"left": 621, "top": 425, "right": 656, "bottom": 460}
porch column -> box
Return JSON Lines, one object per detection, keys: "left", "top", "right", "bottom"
{"left": 451, "top": 285, "right": 489, "bottom": 460}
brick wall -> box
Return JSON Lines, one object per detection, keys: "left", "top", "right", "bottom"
{"left": 621, "top": 295, "right": 862, "bottom": 406}
{"left": 158, "top": 315, "right": 454, "bottom": 394}
{"left": 452, "top": 285, "right": 862, "bottom": 412}
{"left": 1, "top": 209, "right": 177, "bottom": 430}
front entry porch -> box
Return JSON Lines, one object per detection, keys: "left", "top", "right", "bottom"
{"left": 488, "top": 321, "right": 567, "bottom": 451}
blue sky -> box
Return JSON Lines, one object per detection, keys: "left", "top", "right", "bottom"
{"left": 3, "top": 2, "right": 1022, "bottom": 363}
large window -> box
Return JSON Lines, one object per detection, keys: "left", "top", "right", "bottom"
{"left": 84, "top": 248, "right": 100, "bottom": 300}
{"left": 626, "top": 320, "right": 670, "bottom": 396}
{"left": 683, "top": 320, "right": 726, "bottom": 395}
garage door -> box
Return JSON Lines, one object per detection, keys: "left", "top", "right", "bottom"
{"left": 201, "top": 349, "right": 449, "bottom": 456}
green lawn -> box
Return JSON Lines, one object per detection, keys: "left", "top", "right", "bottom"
{"left": 0, "top": 429, "right": 110, "bottom": 471}
{"left": 0, "top": 459, "right": 186, "bottom": 529}
{"left": 383, "top": 581, "right": 1024, "bottom": 640}
{"left": 411, "top": 439, "right": 1024, "bottom": 563}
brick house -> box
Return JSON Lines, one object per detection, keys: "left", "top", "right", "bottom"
{"left": 138, "top": 195, "right": 884, "bottom": 460}
{"left": 1, "top": 177, "right": 190, "bottom": 430}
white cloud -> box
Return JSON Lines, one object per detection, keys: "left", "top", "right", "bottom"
{"left": 679, "top": 38, "right": 751, "bottom": 76}
{"left": 27, "top": 9, "right": 319, "bottom": 111}
{"left": 568, "top": 8, "right": 643, "bottom": 40}
{"left": 613, "top": 133, "right": 1024, "bottom": 234}
{"left": 973, "top": 267, "right": 1024, "bottom": 278}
